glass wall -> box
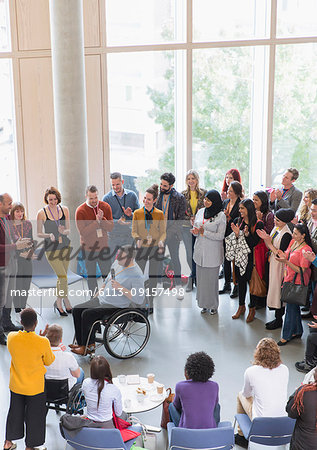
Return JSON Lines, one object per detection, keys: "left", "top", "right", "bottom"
{"left": 272, "top": 43, "right": 317, "bottom": 191}
{"left": 107, "top": 51, "right": 176, "bottom": 199}
{"left": 192, "top": 47, "right": 254, "bottom": 192}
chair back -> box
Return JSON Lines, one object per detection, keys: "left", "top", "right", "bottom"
{"left": 60, "top": 426, "right": 127, "bottom": 450}
{"left": 45, "top": 378, "right": 69, "bottom": 404}
{"left": 248, "top": 416, "right": 296, "bottom": 446}
{"left": 170, "top": 426, "right": 234, "bottom": 450}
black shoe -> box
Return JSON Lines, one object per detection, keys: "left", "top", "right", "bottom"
{"left": 0, "top": 333, "right": 7, "bottom": 345}
{"left": 295, "top": 361, "right": 315, "bottom": 373}
{"left": 3, "top": 323, "right": 23, "bottom": 332}
{"left": 265, "top": 319, "right": 283, "bottom": 330}
{"left": 230, "top": 285, "right": 238, "bottom": 298}
{"left": 234, "top": 433, "right": 248, "bottom": 449}
{"left": 15, "top": 308, "right": 22, "bottom": 313}
{"left": 219, "top": 282, "right": 231, "bottom": 294}
{"left": 301, "top": 306, "right": 310, "bottom": 312}
{"left": 218, "top": 268, "right": 224, "bottom": 279}
{"left": 301, "top": 311, "right": 313, "bottom": 319}
{"left": 53, "top": 301, "right": 68, "bottom": 317}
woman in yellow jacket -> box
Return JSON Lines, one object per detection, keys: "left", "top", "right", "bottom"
{"left": 132, "top": 184, "right": 166, "bottom": 313}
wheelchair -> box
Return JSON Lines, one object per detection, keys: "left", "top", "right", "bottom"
{"left": 45, "top": 378, "right": 86, "bottom": 415}
{"left": 85, "top": 306, "right": 151, "bottom": 360}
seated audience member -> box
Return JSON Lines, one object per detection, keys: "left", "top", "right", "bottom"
{"left": 275, "top": 223, "right": 312, "bottom": 346}
{"left": 286, "top": 368, "right": 317, "bottom": 450}
{"left": 70, "top": 245, "right": 144, "bottom": 356}
{"left": 235, "top": 338, "right": 289, "bottom": 448}
{"left": 45, "top": 324, "right": 84, "bottom": 389}
{"left": 269, "top": 167, "right": 302, "bottom": 213}
{"left": 82, "top": 356, "right": 122, "bottom": 426}
{"left": 4, "top": 308, "right": 55, "bottom": 450}
{"left": 168, "top": 352, "right": 219, "bottom": 429}
{"left": 61, "top": 355, "right": 122, "bottom": 431}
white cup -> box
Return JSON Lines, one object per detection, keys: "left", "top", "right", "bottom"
{"left": 124, "top": 398, "right": 132, "bottom": 409}
{"left": 136, "top": 392, "right": 145, "bottom": 403}
{"left": 157, "top": 384, "right": 164, "bottom": 395}
{"left": 118, "top": 374, "right": 126, "bottom": 384}
{"left": 147, "top": 373, "right": 155, "bottom": 384}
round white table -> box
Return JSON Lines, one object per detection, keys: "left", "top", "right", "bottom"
{"left": 113, "top": 376, "right": 167, "bottom": 415}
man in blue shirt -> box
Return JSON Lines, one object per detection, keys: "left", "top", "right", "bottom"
{"left": 103, "top": 172, "right": 139, "bottom": 262}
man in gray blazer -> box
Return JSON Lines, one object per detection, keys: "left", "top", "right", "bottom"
{"left": 270, "top": 168, "right": 302, "bottom": 213}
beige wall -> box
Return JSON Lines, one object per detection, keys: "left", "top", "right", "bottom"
{"left": 11, "top": 0, "right": 107, "bottom": 219}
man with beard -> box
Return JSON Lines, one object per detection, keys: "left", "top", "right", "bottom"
{"left": 103, "top": 172, "right": 139, "bottom": 262}
{"left": 156, "top": 173, "right": 186, "bottom": 300}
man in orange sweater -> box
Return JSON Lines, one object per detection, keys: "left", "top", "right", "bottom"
{"left": 4, "top": 308, "right": 55, "bottom": 450}
{"left": 75, "top": 185, "right": 114, "bottom": 295}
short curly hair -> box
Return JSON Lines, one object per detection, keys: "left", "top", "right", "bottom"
{"left": 185, "top": 351, "right": 215, "bottom": 382}
{"left": 253, "top": 338, "right": 282, "bottom": 369}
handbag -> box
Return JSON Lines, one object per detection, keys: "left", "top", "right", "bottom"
{"left": 280, "top": 267, "right": 308, "bottom": 306}
{"left": 249, "top": 266, "right": 267, "bottom": 297}
{"left": 160, "top": 388, "right": 175, "bottom": 429}
{"left": 112, "top": 411, "right": 141, "bottom": 442}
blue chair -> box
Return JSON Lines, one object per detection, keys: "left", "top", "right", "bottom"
{"left": 167, "top": 422, "right": 234, "bottom": 450}
{"left": 234, "top": 414, "right": 296, "bottom": 448}
{"left": 60, "top": 424, "right": 142, "bottom": 450}
{"left": 31, "top": 251, "right": 84, "bottom": 313}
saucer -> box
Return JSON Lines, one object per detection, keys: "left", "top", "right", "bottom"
{"left": 150, "top": 394, "right": 163, "bottom": 402}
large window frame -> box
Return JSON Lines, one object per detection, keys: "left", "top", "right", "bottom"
{"left": 2, "top": 0, "right": 317, "bottom": 199}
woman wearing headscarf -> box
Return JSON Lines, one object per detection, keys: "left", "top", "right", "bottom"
{"left": 191, "top": 190, "right": 226, "bottom": 315}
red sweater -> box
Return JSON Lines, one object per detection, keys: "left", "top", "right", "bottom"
{"left": 75, "top": 202, "right": 113, "bottom": 251}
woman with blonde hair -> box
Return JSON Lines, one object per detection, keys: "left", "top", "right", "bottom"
{"left": 235, "top": 338, "right": 289, "bottom": 448}
{"left": 298, "top": 189, "right": 317, "bottom": 224}
{"left": 181, "top": 170, "right": 206, "bottom": 292}
{"left": 9, "top": 202, "right": 34, "bottom": 312}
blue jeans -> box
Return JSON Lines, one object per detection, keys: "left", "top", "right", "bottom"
{"left": 282, "top": 303, "right": 303, "bottom": 341}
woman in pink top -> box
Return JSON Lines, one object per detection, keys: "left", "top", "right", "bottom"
{"left": 276, "top": 223, "right": 312, "bottom": 345}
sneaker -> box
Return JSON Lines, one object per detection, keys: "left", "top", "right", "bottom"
{"left": 209, "top": 309, "right": 217, "bottom": 315}
{"left": 295, "top": 361, "right": 315, "bottom": 373}
{"left": 176, "top": 288, "right": 184, "bottom": 300}
{"left": 200, "top": 308, "right": 208, "bottom": 314}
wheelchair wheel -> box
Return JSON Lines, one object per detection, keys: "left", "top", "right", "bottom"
{"left": 66, "top": 384, "right": 86, "bottom": 415}
{"left": 103, "top": 309, "right": 150, "bottom": 359}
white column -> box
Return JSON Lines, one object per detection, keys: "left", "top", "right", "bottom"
{"left": 49, "top": 0, "right": 89, "bottom": 218}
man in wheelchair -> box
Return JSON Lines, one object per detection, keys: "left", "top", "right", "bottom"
{"left": 70, "top": 245, "right": 145, "bottom": 356}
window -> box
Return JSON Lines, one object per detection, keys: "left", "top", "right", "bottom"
{"left": 192, "top": 47, "right": 254, "bottom": 192}
{"left": 0, "top": 59, "right": 19, "bottom": 200}
{"left": 107, "top": 51, "right": 176, "bottom": 197}
{"left": 272, "top": 43, "right": 317, "bottom": 191}
{"left": 277, "top": 0, "right": 317, "bottom": 38}
{"left": 0, "top": 0, "right": 10, "bottom": 51}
